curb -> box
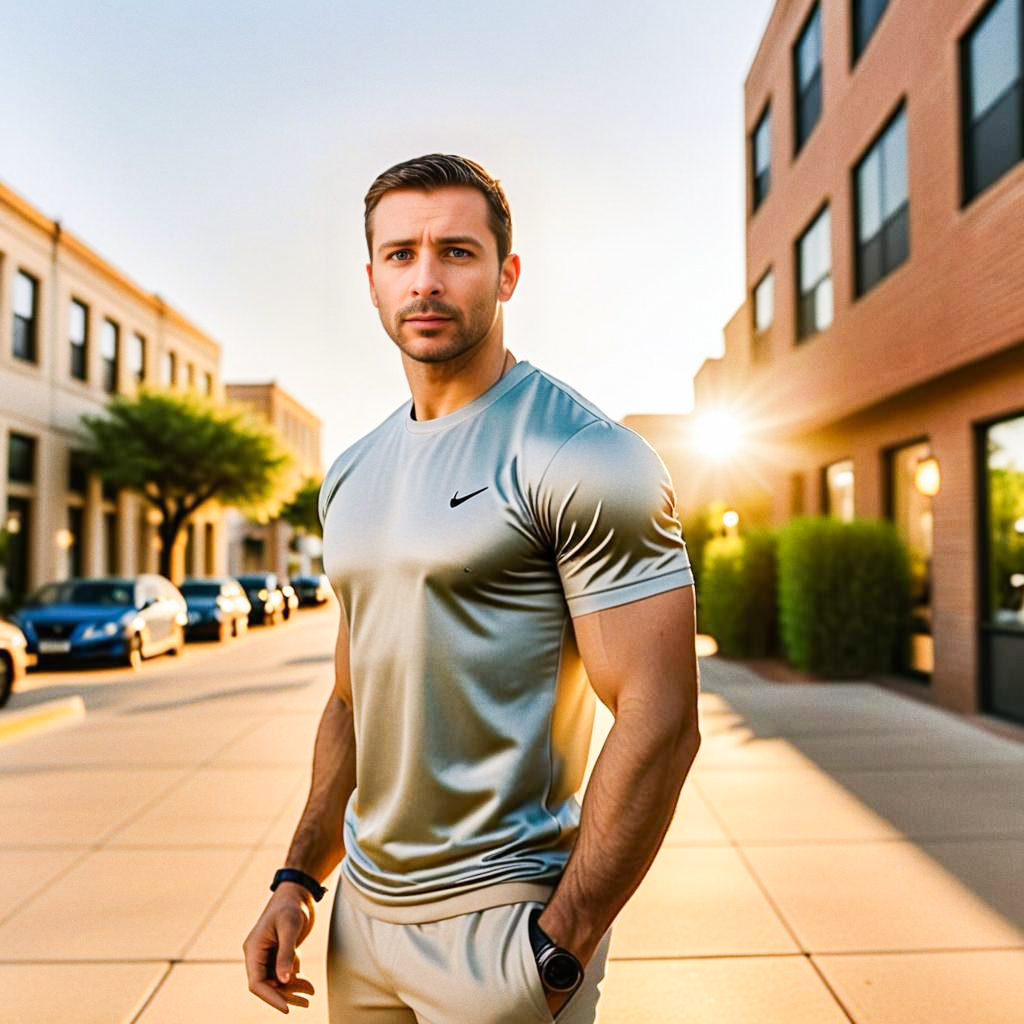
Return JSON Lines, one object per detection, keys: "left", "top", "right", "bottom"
{"left": 0, "top": 696, "right": 87, "bottom": 748}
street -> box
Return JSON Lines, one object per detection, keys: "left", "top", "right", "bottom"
{"left": 2, "top": 608, "right": 1024, "bottom": 1022}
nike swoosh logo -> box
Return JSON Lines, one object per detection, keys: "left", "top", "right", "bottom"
{"left": 450, "top": 486, "right": 489, "bottom": 508}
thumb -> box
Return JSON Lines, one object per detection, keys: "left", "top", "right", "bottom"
{"left": 274, "top": 923, "right": 300, "bottom": 983}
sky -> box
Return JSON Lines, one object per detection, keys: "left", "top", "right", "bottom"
{"left": 2, "top": 0, "right": 776, "bottom": 462}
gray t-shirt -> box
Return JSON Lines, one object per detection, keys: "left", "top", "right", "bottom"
{"left": 319, "top": 360, "right": 693, "bottom": 923}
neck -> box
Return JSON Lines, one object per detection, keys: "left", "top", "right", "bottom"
{"left": 404, "top": 317, "right": 516, "bottom": 422}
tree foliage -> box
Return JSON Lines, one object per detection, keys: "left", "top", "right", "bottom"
{"left": 278, "top": 477, "right": 324, "bottom": 537}
{"left": 80, "top": 390, "right": 292, "bottom": 580}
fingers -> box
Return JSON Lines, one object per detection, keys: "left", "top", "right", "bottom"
{"left": 244, "top": 898, "right": 315, "bottom": 1014}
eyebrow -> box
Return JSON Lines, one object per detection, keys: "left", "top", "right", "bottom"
{"left": 376, "top": 235, "right": 484, "bottom": 254}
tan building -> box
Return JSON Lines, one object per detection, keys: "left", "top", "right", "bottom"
{"left": 224, "top": 382, "right": 322, "bottom": 578}
{"left": 1, "top": 179, "right": 227, "bottom": 601}
{"left": 688, "top": 0, "right": 1024, "bottom": 724}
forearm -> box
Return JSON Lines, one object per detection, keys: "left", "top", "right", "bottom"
{"left": 284, "top": 693, "right": 357, "bottom": 883}
{"left": 539, "top": 702, "right": 700, "bottom": 964}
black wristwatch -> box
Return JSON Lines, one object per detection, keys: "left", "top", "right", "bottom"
{"left": 528, "top": 908, "right": 584, "bottom": 997}
{"left": 270, "top": 868, "right": 327, "bottom": 903}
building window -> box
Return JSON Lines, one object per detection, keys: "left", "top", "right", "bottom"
{"left": 796, "top": 205, "right": 833, "bottom": 341}
{"left": 7, "top": 433, "right": 36, "bottom": 484}
{"left": 67, "top": 505, "right": 85, "bottom": 579}
{"left": 962, "top": 0, "right": 1023, "bottom": 203}
{"left": 853, "top": 0, "right": 889, "bottom": 63}
{"left": 101, "top": 319, "right": 119, "bottom": 394}
{"left": 4, "top": 497, "right": 32, "bottom": 601}
{"left": 186, "top": 362, "right": 195, "bottom": 389}
{"left": 754, "top": 270, "right": 774, "bottom": 332}
{"left": 132, "top": 332, "right": 146, "bottom": 384}
{"left": 823, "top": 458, "right": 855, "bottom": 521}
{"left": 69, "top": 298, "right": 89, "bottom": 381}
{"left": 68, "top": 450, "right": 88, "bottom": 494}
{"left": 855, "top": 105, "right": 909, "bottom": 297}
{"left": 886, "top": 439, "right": 934, "bottom": 677}
{"left": 13, "top": 270, "right": 39, "bottom": 363}
{"left": 204, "top": 521, "right": 216, "bottom": 575}
{"left": 164, "top": 350, "right": 177, "bottom": 388}
{"left": 105, "top": 510, "right": 119, "bottom": 576}
{"left": 752, "top": 105, "right": 772, "bottom": 210}
{"left": 789, "top": 472, "right": 806, "bottom": 516}
{"left": 794, "top": 4, "right": 823, "bottom": 154}
{"left": 202, "top": 371, "right": 213, "bottom": 396}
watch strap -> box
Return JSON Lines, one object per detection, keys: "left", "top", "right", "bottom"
{"left": 270, "top": 867, "right": 327, "bottom": 902}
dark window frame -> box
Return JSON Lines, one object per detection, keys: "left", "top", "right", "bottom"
{"left": 795, "top": 202, "right": 833, "bottom": 342}
{"left": 853, "top": 101, "right": 910, "bottom": 298}
{"left": 132, "top": 332, "right": 146, "bottom": 384}
{"left": 852, "top": 0, "right": 890, "bottom": 65}
{"left": 793, "top": 3, "right": 824, "bottom": 155}
{"left": 8, "top": 432, "right": 37, "bottom": 485}
{"left": 13, "top": 269, "right": 39, "bottom": 363}
{"left": 751, "top": 102, "right": 773, "bottom": 212}
{"left": 961, "top": 0, "right": 1024, "bottom": 205}
{"left": 69, "top": 297, "right": 90, "bottom": 382}
{"left": 101, "top": 318, "right": 120, "bottom": 395}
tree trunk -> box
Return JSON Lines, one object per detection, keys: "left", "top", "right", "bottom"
{"left": 157, "top": 520, "right": 179, "bottom": 582}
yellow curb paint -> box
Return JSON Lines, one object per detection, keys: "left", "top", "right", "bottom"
{"left": 0, "top": 696, "right": 86, "bottom": 748}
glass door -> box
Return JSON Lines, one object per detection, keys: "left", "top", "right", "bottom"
{"left": 979, "top": 412, "right": 1024, "bottom": 723}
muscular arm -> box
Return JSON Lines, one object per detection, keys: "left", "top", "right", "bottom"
{"left": 243, "top": 603, "right": 357, "bottom": 1013}
{"left": 538, "top": 584, "right": 701, "bottom": 968}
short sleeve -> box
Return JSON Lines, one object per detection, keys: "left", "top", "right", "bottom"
{"left": 532, "top": 420, "right": 694, "bottom": 616}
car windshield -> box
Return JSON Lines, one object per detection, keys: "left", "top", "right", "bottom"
{"left": 237, "top": 576, "right": 268, "bottom": 588}
{"left": 28, "top": 581, "right": 134, "bottom": 608}
{"left": 180, "top": 583, "right": 223, "bottom": 598}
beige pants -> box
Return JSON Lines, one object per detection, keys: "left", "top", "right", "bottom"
{"left": 326, "top": 881, "right": 612, "bottom": 1023}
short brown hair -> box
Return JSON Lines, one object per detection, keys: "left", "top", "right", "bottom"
{"left": 364, "top": 154, "right": 513, "bottom": 264}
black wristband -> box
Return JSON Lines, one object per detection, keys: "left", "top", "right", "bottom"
{"left": 270, "top": 868, "right": 327, "bottom": 902}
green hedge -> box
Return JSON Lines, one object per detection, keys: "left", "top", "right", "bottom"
{"left": 777, "top": 517, "right": 912, "bottom": 678}
{"left": 698, "top": 529, "right": 778, "bottom": 657}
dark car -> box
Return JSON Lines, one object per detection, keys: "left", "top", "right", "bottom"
{"left": 0, "top": 620, "right": 33, "bottom": 708}
{"left": 290, "top": 574, "right": 332, "bottom": 607}
{"left": 180, "top": 578, "right": 252, "bottom": 641}
{"left": 13, "top": 576, "right": 187, "bottom": 669}
{"left": 235, "top": 573, "right": 287, "bottom": 625}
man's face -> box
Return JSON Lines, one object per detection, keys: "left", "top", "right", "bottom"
{"left": 366, "top": 186, "right": 519, "bottom": 364}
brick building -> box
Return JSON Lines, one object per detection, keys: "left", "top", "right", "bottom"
{"left": 686, "top": 0, "right": 1024, "bottom": 723}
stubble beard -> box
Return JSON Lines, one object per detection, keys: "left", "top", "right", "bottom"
{"left": 382, "top": 290, "right": 500, "bottom": 365}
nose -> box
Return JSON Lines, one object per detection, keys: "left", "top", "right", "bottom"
{"left": 410, "top": 252, "right": 444, "bottom": 299}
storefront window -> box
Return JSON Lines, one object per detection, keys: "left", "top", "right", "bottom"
{"left": 982, "top": 412, "right": 1024, "bottom": 723}
{"left": 823, "top": 459, "right": 855, "bottom": 521}
{"left": 888, "top": 440, "right": 934, "bottom": 676}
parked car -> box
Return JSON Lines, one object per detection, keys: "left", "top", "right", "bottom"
{"left": 235, "top": 573, "right": 287, "bottom": 625}
{"left": 290, "top": 574, "right": 332, "bottom": 607}
{"left": 180, "top": 578, "right": 251, "bottom": 641}
{"left": 0, "top": 620, "right": 32, "bottom": 708}
{"left": 13, "top": 576, "right": 187, "bottom": 669}
{"left": 280, "top": 580, "right": 299, "bottom": 619}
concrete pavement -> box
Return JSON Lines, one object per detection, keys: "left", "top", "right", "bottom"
{"left": 0, "top": 608, "right": 1022, "bottom": 1022}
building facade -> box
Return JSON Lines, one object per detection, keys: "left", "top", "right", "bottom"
{"left": 689, "top": 0, "right": 1024, "bottom": 723}
{"left": 224, "top": 382, "right": 322, "bottom": 578}
{"left": 1, "top": 180, "right": 227, "bottom": 601}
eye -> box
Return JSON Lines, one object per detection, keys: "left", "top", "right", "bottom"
{"left": 387, "top": 249, "right": 413, "bottom": 262}
{"left": 447, "top": 247, "right": 471, "bottom": 258}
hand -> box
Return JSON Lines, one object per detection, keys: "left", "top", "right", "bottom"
{"left": 244, "top": 884, "right": 317, "bottom": 1013}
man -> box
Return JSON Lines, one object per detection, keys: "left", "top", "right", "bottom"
{"left": 244, "top": 154, "right": 701, "bottom": 1023}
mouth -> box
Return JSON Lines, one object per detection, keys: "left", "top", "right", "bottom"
{"left": 404, "top": 316, "right": 452, "bottom": 326}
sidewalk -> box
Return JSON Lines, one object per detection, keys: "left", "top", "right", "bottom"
{"left": 0, "top": 643, "right": 1022, "bottom": 1022}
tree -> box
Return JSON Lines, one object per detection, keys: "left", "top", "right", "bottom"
{"left": 81, "top": 390, "right": 292, "bottom": 581}
{"left": 278, "top": 477, "right": 323, "bottom": 538}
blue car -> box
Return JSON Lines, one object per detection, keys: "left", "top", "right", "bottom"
{"left": 14, "top": 575, "right": 188, "bottom": 670}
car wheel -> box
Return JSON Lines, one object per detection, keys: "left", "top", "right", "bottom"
{"left": 125, "top": 634, "right": 143, "bottom": 671}
{"left": 0, "top": 655, "right": 13, "bottom": 708}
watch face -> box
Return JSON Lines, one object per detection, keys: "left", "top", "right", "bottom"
{"left": 542, "top": 951, "right": 582, "bottom": 992}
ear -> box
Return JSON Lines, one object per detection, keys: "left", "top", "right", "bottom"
{"left": 366, "top": 262, "right": 379, "bottom": 309}
{"left": 498, "top": 253, "right": 521, "bottom": 303}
